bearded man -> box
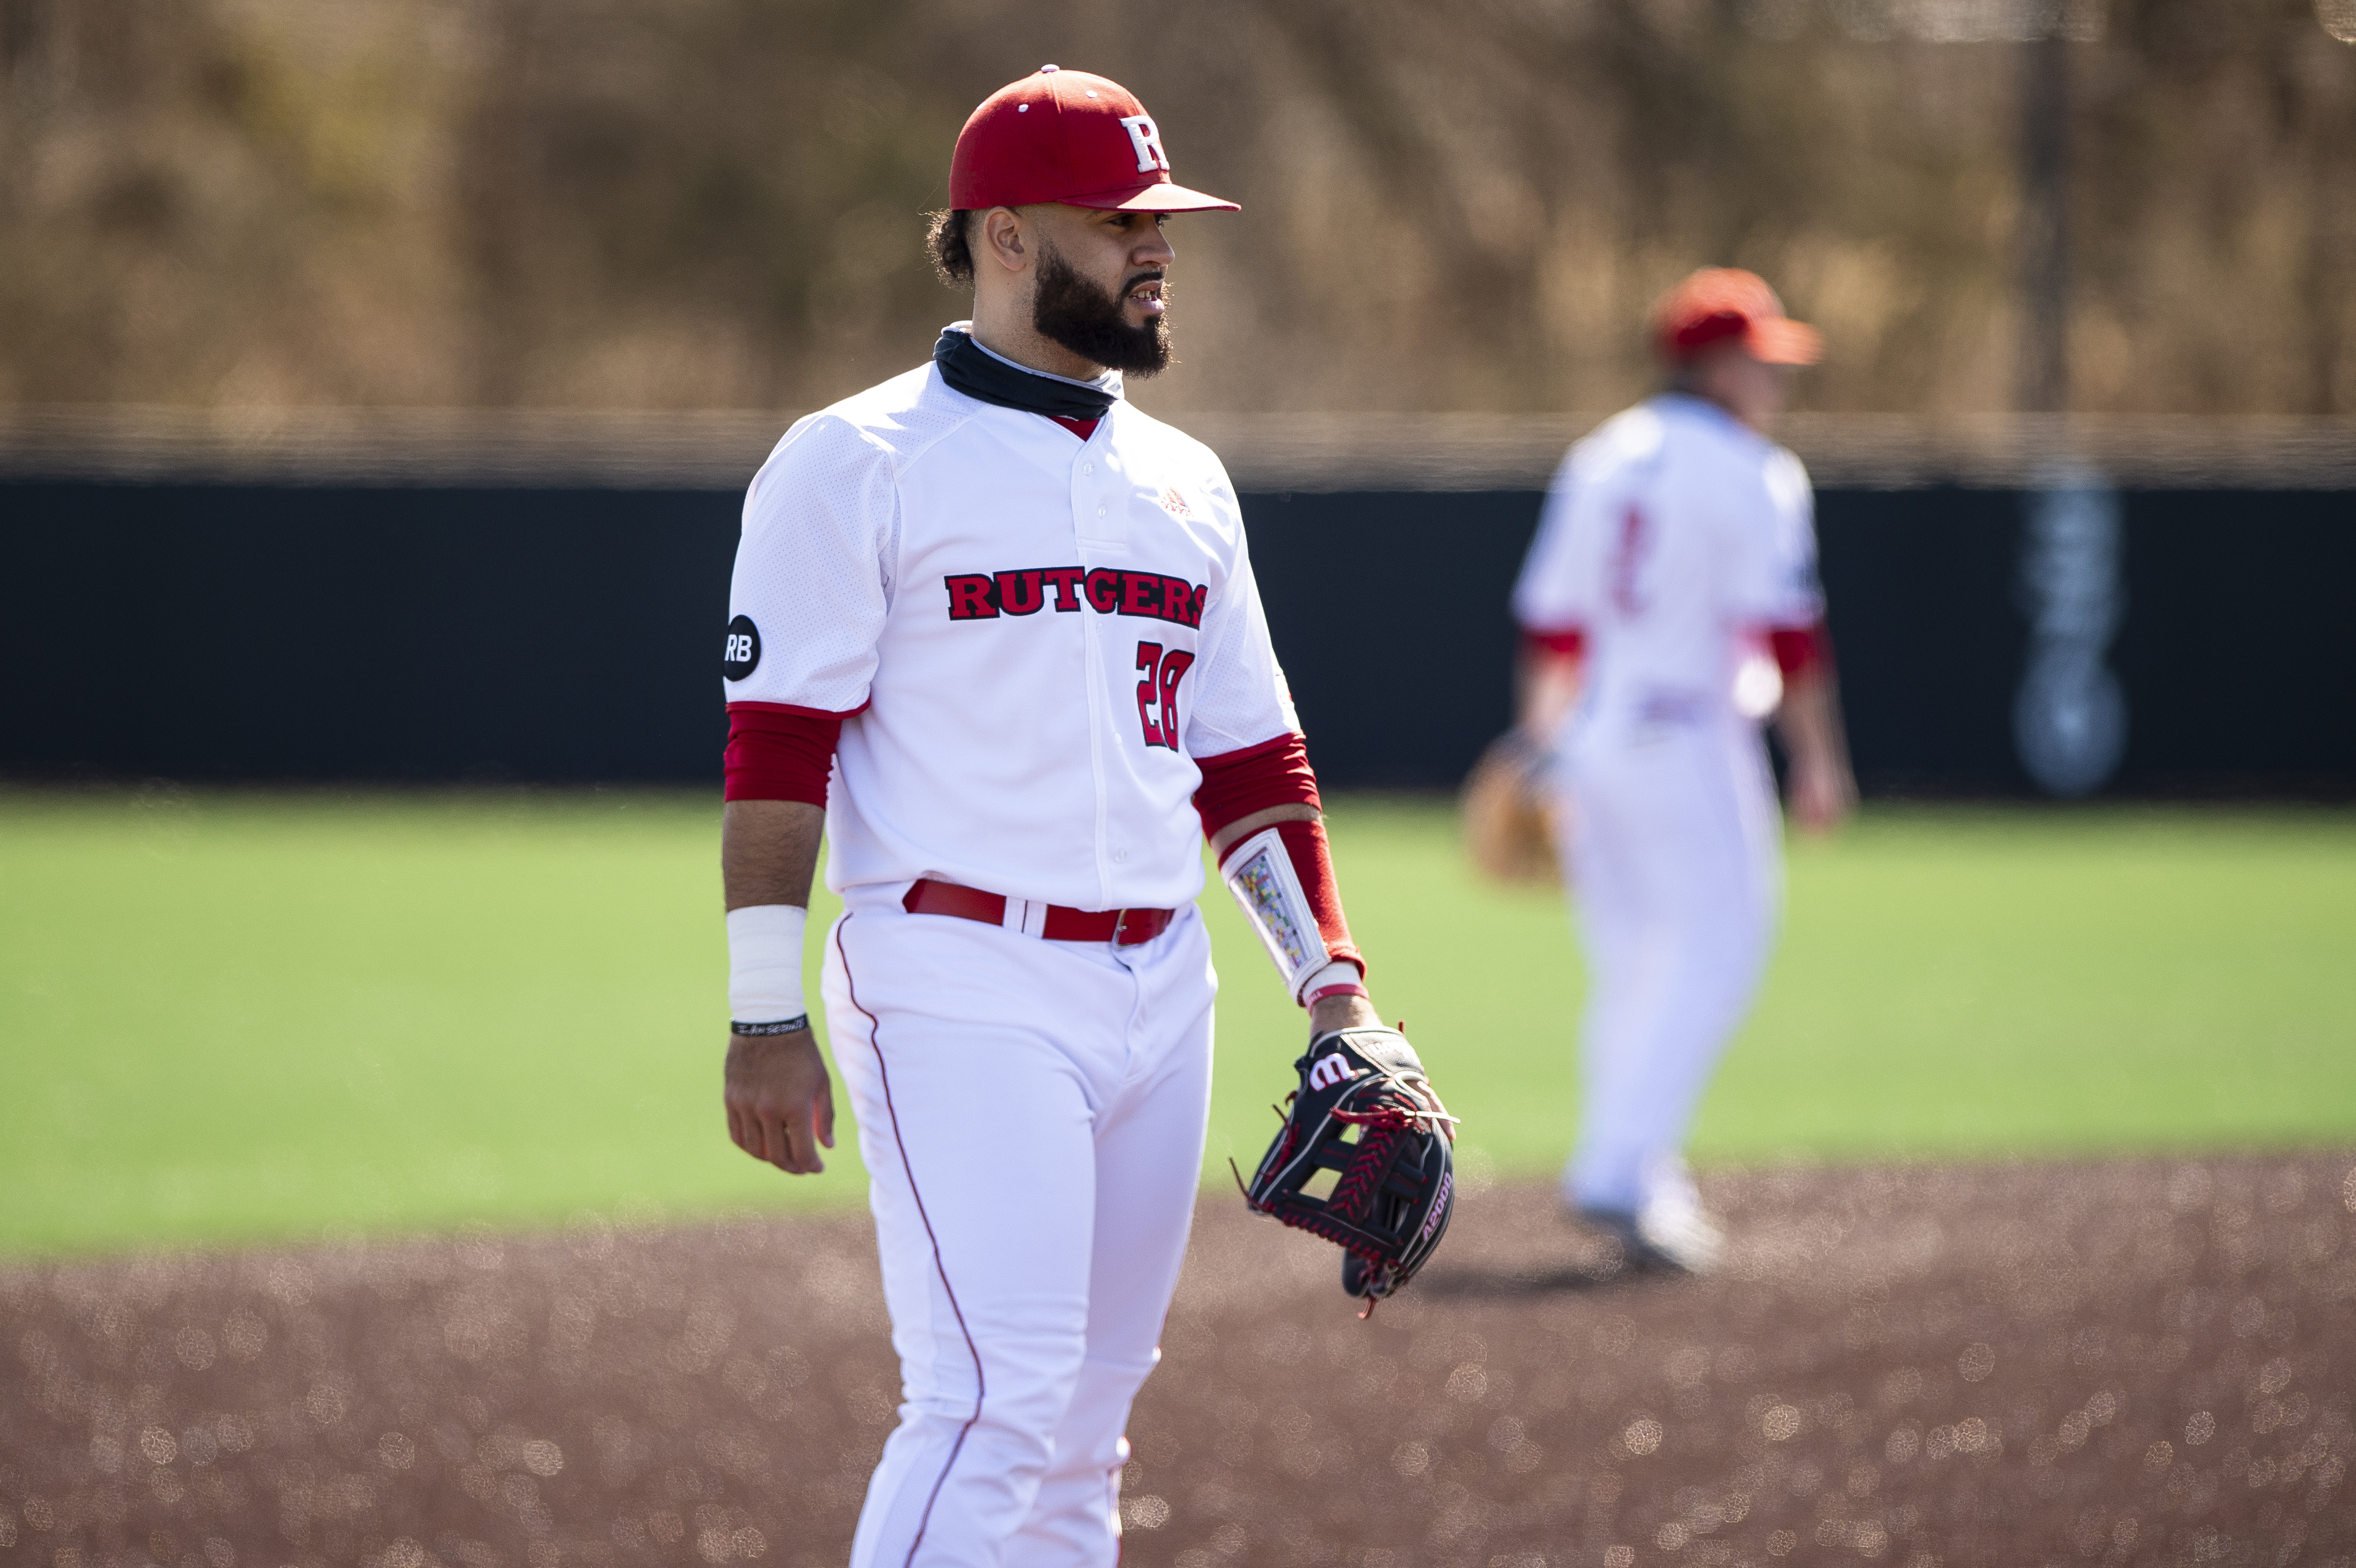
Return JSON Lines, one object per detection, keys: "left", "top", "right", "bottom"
{"left": 711, "top": 67, "right": 1426, "bottom": 1567}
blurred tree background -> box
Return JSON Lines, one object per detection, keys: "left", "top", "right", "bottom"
{"left": 1, "top": 0, "right": 2349, "bottom": 416}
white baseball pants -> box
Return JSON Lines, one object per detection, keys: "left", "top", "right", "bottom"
{"left": 822, "top": 901, "right": 1216, "bottom": 1568}
{"left": 1555, "top": 715, "right": 1782, "bottom": 1214}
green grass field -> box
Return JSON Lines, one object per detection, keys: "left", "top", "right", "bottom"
{"left": 4, "top": 788, "right": 2351, "bottom": 1257}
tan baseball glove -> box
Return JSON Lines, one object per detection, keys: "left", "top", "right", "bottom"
{"left": 1460, "top": 730, "right": 1564, "bottom": 885}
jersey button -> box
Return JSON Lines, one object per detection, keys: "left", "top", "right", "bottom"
{"left": 1112, "top": 848, "right": 1127, "bottom": 862}
{"left": 1084, "top": 462, "right": 1095, "bottom": 475}
{"left": 1096, "top": 505, "right": 1108, "bottom": 518}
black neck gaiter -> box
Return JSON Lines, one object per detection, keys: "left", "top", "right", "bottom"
{"left": 933, "top": 328, "right": 1117, "bottom": 419}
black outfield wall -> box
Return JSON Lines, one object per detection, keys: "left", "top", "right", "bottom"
{"left": 1, "top": 482, "right": 2349, "bottom": 795}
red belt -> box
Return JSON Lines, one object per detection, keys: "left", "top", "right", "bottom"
{"left": 902, "top": 878, "right": 1175, "bottom": 946}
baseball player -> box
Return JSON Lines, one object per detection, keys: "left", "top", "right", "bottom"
{"left": 714, "top": 67, "right": 1421, "bottom": 1568}
{"left": 1510, "top": 268, "right": 1856, "bottom": 1274}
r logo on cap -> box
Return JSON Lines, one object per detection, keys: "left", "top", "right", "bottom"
{"left": 1118, "top": 115, "right": 1169, "bottom": 174}
{"left": 948, "top": 68, "right": 1238, "bottom": 214}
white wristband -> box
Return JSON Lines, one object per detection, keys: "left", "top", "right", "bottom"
{"left": 1302, "top": 958, "right": 1368, "bottom": 1006}
{"left": 726, "top": 904, "right": 808, "bottom": 1025}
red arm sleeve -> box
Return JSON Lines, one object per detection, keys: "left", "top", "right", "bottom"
{"left": 723, "top": 705, "right": 843, "bottom": 806}
{"left": 1522, "top": 627, "right": 1587, "bottom": 659}
{"left": 1192, "top": 731, "right": 1321, "bottom": 838}
{"left": 1194, "top": 732, "right": 1363, "bottom": 980}
{"left": 1768, "top": 619, "right": 1836, "bottom": 681}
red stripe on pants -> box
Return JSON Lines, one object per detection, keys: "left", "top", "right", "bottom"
{"left": 834, "top": 915, "right": 986, "bottom": 1567}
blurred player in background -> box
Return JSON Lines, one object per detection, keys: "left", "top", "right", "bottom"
{"left": 1508, "top": 268, "right": 1857, "bottom": 1273}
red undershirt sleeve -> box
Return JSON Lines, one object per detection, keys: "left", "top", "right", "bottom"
{"left": 1194, "top": 732, "right": 1364, "bottom": 978}
{"left": 1522, "top": 626, "right": 1587, "bottom": 659}
{"left": 1767, "top": 618, "right": 1835, "bottom": 681}
{"left": 723, "top": 705, "right": 844, "bottom": 807}
{"left": 1192, "top": 731, "right": 1320, "bottom": 836}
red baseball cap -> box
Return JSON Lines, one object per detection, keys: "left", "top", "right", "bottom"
{"left": 949, "top": 66, "right": 1239, "bottom": 214}
{"left": 1651, "top": 268, "right": 1822, "bottom": 365}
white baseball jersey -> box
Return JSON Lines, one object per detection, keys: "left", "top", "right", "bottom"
{"left": 725, "top": 357, "right": 1297, "bottom": 912}
{"left": 730, "top": 339, "right": 1291, "bottom": 1568}
{"left": 1512, "top": 393, "right": 1822, "bottom": 734}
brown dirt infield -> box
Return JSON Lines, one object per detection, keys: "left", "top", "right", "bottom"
{"left": 4, "top": 1155, "right": 2353, "bottom": 1568}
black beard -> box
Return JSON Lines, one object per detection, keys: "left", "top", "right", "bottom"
{"left": 1031, "top": 243, "right": 1170, "bottom": 376}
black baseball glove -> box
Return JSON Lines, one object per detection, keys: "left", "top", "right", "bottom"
{"left": 1242, "top": 1027, "right": 1457, "bottom": 1309}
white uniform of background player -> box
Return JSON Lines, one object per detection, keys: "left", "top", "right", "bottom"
{"left": 710, "top": 68, "right": 1396, "bottom": 1568}
{"left": 1511, "top": 270, "right": 1856, "bottom": 1272}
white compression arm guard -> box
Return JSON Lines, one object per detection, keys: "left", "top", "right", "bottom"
{"left": 726, "top": 904, "right": 808, "bottom": 1026}
{"left": 1218, "top": 826, "right": 1344, "bottom": 1006}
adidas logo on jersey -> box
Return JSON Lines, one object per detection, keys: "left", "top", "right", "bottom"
{"left": 1159, "top": 486, "right": 1192, "bottom": 518}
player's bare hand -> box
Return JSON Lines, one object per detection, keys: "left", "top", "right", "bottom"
{"left": 1787, "top": 754, "right": 1857, "bottom": 835}
{"left": 724, "top": 1029, "right": 837, "bottom": 1175}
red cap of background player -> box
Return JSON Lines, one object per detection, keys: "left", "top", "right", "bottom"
{"left": 949, "top": 66, "right": 1240, "bottom": 214}
{"left": 1651, "top": 268, "right": 1822, "bottom": 365}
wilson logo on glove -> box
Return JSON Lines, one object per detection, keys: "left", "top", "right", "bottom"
{"left": 1306, "top": 1053, "right": 1361, "bottom": 1092}
{"left": 1239, "top": 1027, "right": 1458, "bottom": 1314}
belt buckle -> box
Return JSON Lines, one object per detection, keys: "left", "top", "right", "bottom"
{"left": 1109, "top": 907, "right": 1129, "bottom": 948}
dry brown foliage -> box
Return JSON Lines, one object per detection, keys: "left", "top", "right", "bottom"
{"left": 1, "top": 0, "right": 2349, "bottom": 414}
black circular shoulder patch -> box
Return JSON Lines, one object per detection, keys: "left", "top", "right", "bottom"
{"left": 723, "top": 615, "right": 762, "bottom": 681}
